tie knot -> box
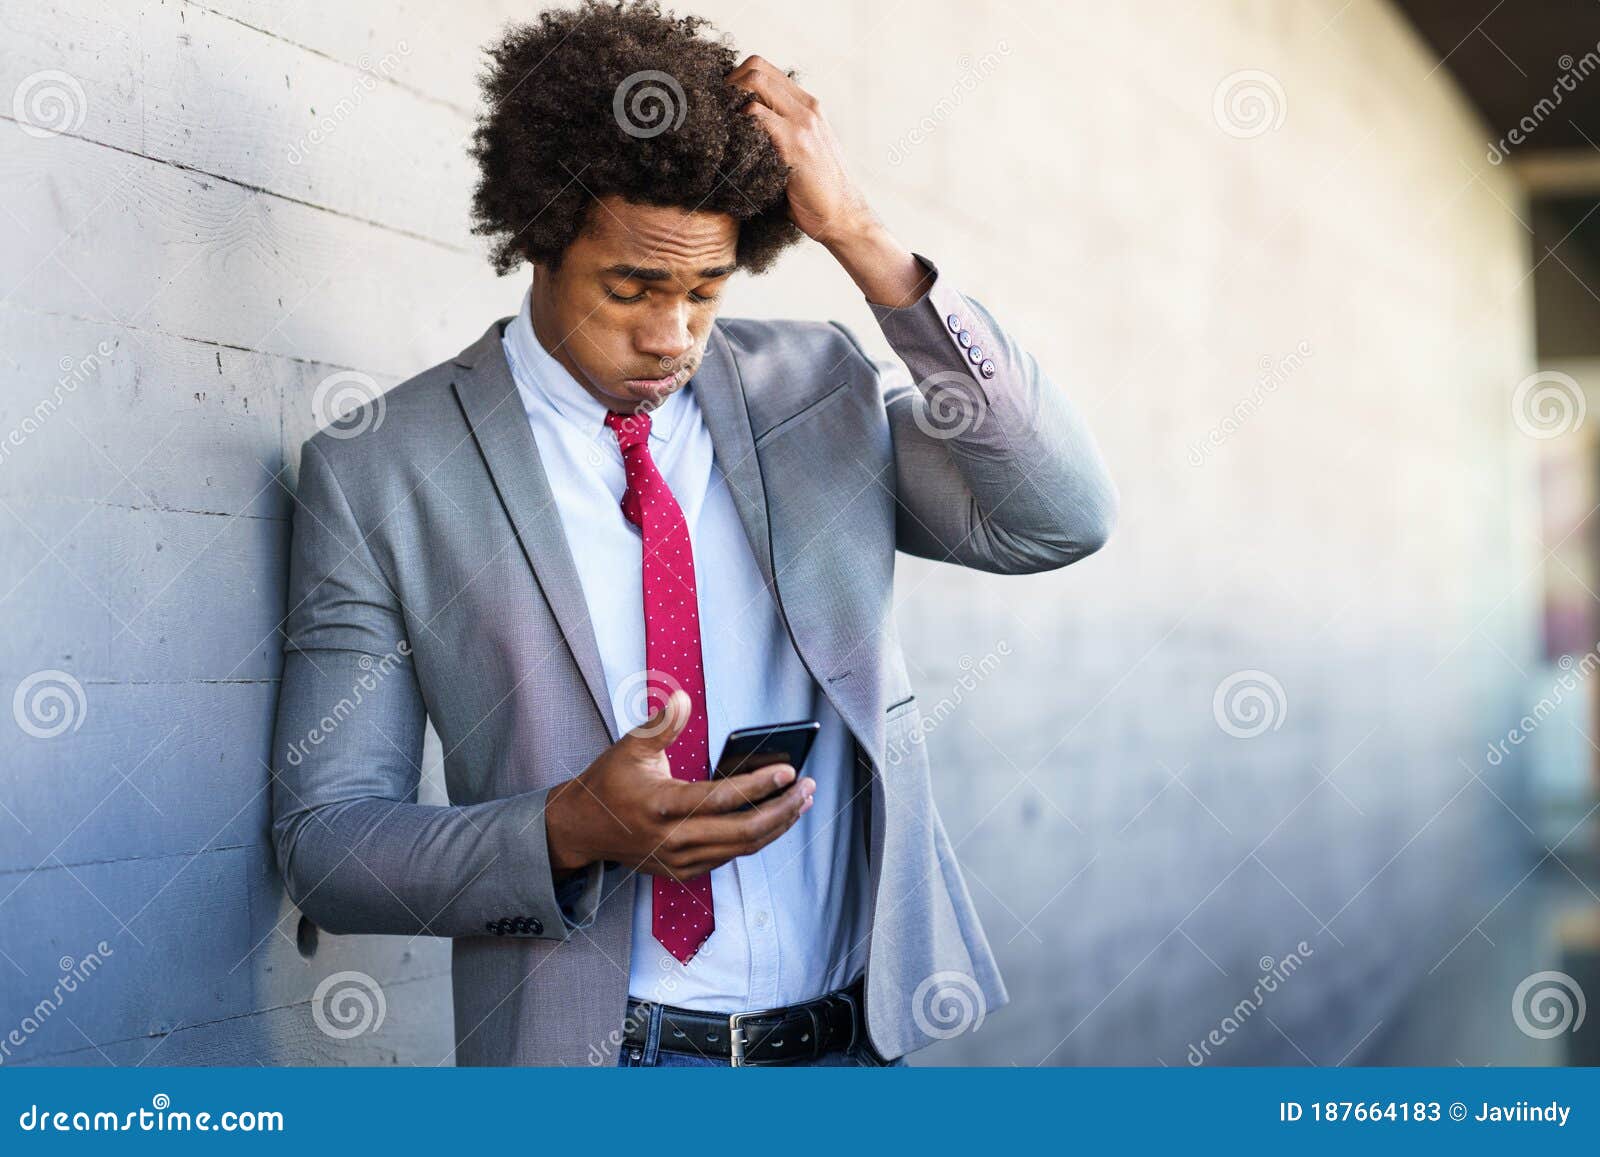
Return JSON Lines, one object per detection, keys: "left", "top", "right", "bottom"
{"left": 604, "top": 408, "right": 651, "bottom": 450}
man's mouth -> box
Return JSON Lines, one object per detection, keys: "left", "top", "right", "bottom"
{"left": 624, "top": 368, "right": 690, "bottom": 390}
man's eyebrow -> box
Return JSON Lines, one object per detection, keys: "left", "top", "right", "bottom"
{"left": 600, "top": 263, "right": 738, "bottom": 282}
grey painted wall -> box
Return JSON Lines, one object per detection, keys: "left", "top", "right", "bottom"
{"left": 0, "top": 0, "right": 1548, "bottom": 1066}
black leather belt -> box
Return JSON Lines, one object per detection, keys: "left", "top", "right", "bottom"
{"left": 624, "top": 975, "right": 872, "bottom": 1066}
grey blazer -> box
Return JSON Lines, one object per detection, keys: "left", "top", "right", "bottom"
{"left": 269, "top": 252, "right": 1117, "bottom": 1066}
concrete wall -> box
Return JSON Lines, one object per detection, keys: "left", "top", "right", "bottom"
{"left": 0, "top": 0, "right": 521, "bottom": 1065}
{"left": 0, "top": 0, "right": 1542, "bottom": 1066}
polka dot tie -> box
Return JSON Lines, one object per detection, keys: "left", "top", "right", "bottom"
{"left": 604, "top": 407, "right": 714, "bottom": 964}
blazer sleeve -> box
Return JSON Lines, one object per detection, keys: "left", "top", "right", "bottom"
{"left": 831, "top": 252, "right": 1118, "bottom": 574}
{"left": 269, "top": 437, "right": 602, "bottom": 941}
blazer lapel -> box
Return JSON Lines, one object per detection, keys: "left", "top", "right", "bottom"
{"left": 695, "top": 325, "right": 880, "bottom": 771}
{"left": 448, "top": 312, "right": 876, "bottom": 784}
{"left": 450, "top": 319, "right": 621, "bottom": 741}
{"left": 447, "top": 317, "right": 812, "bottom": 750}
{"left": 689, "top": 324, "right": 775, "bottom": 591}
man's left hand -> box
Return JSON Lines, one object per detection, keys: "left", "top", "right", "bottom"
{"left": 728, "top": 55, "right": 874, "bottom": 247}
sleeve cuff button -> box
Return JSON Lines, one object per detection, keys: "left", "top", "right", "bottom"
{"left": 946, "top": 313, "right": 962, "bottom": 332}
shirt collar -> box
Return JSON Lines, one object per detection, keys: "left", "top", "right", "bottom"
{"left": 502, "top": 287, "right": 686, "bottom": 445}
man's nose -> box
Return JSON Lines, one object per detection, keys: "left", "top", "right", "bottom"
{"left": 637, "top": 306, "right": 694, "bottom": 364}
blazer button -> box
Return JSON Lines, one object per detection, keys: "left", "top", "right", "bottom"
{"left": 956, "top": 329, "right": 972, "bottom": 348}
{"left": 529, "top": 918, "right": 543, "bottom": 935}
{"left": 945, "top": 313, "right": 962, "bottom": 333}
{"left": 485, "top": 921, "right": 497, "bottom": 934}
{"left": 979, "top": 359, "right": 996, "bottom": 378}
{"left": 967, "top": 346, "right": 984, "bottom": 364}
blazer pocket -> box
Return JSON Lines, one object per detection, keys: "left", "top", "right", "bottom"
{"left": 753, "top": 380, "right": 853, "bottom": 447}
{"left": 882, "top": 694, "right": 920, "bottom": 769}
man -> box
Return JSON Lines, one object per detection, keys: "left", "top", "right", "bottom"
{"left": 270, "top": 0, "right": 1117, "bottom": 1067}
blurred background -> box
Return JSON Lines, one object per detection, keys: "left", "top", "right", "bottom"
{"left": 2, "top": 0, "right": 1599, "bottom": 1066}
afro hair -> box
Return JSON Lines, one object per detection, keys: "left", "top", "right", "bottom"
{"left": 468, "top": 0, "right": 803, "bottom": 275}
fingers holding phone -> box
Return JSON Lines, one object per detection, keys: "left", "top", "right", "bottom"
{"left": 652, "top": 769, "right": 815, "bottom": 879}
{"left": 544, "top": 696, "right": 820, "bottom": 882}
{"left": 693, "top": 759, "right": 805, "bottom": 812}
{"left": 712, "top": 719, "right": 820, "bottom": 807}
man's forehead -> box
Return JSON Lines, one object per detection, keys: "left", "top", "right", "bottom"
{"left": 585, "top": 197, "right": 737, "bottom": 269}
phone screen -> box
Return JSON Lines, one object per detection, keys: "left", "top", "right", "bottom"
{"left": 713, "top": 719, "right": 820, "bottom": 780}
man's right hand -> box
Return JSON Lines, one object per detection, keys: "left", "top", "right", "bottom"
{"left": 544, "top": 689, "right": 815, "bottom": 881}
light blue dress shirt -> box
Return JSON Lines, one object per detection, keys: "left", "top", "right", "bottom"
{"left": 502, "top": 290, "right": 871, "bottom": 1012}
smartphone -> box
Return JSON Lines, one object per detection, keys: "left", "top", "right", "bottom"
{"left": 713, "top": 720, "right": 820, "bottom": 787}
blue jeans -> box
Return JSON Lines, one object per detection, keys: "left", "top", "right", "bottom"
{"left": 618, "top": 1045, "right": 905, "bottom": 1067}
{"left": 615, "top": 1001, "right": 907, "bottom": 1067}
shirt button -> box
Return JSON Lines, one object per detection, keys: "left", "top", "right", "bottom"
{"left": 945, "top": 313, "right": 962, "bottom": 333}
{"left": 753, "top": 910, "right": 769, "bottom": 928}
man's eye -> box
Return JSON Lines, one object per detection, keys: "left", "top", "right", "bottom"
{"left": 605, "top": 286, "right": 720, "bottom": 304}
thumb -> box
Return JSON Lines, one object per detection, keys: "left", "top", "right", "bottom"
{"left": 625, "top": 687, "right": 689, "bottom": 754}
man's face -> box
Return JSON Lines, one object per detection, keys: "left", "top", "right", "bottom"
{"left": 529, "top": 195, "right": 739, "bottom": 413}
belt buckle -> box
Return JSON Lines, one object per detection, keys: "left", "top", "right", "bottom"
{"left": 833, "top": 987, "right": 860, "bottom": 1055}
{"left": 728, "top": 1005, "right": 785, "bottom": 1068}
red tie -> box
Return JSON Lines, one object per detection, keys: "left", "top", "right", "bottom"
{"left": 603, "top": 407, "right": 714, "bottom": 963}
